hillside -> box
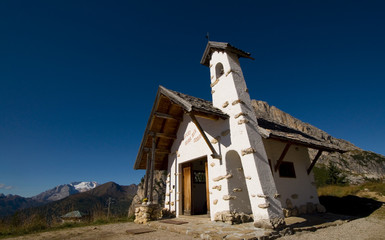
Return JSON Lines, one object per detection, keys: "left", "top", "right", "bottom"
{"left": 0, "top": 194, "right": 42, "bottom": 217}
{"left": 2, "top": 182, "right": 137, "bottom": 225}
{"left": 0, "top": 181, "right": 99, "bottom": 217}
{"left": 252, "top": 99, "right": 385, "bottom": 183}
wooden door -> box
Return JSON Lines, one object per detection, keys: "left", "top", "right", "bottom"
{"left": 183, "top": 166, "right": 192, "bottom": 215}
{"left": 205, "top": 162, "right": 210, "bottom": 213}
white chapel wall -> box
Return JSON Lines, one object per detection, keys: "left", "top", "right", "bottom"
{"left": 165, "top": 114, "right": 233, "bottom": 219}
{"left": 262, "top": 138, "right": 319, "bottom": 208}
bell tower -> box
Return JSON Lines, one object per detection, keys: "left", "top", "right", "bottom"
{"left": 201, "top": 41, "right": 285, "bottom": 229}
{"left": 201, "top": 41, "right": 253, "bottom": 110}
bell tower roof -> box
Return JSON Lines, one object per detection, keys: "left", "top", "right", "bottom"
{"left": 200, "top": 41, "right": 254, "bottom": 67}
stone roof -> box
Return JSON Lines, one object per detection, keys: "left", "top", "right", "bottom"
{"left": 160, "top": 86, "right": 228, "bottom": 119}
{"left": 200, "top": 41, "right": 255, "bottom": 67}
{"left": 256, "top": 118, "right": 345, "bottom": 152}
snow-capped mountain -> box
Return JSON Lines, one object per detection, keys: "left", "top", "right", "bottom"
{"left": 32, "top": 181, "right": 99, "bottom": 202}
{"left": 0, "top": 182, "right": 136, "bottom": 218}
{"left": 71, "top": 181, "right": 99, "bottom": 192}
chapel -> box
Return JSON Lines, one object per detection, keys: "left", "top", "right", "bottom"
{"left": 134, "top": 41, "right": 344, "bottom": 228}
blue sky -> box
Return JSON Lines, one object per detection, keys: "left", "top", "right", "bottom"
{"left": 1, "top": 0, "right": 384, "bottom": 197}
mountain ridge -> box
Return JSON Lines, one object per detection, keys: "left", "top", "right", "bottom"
{"left": 32, "top": 181, "right": 99, "bottom": 202}
{"left": 8, "top": 182, "right": 138, "bottom": 224}
{"left": 0, "top": 181, "right": 136, "bottom": 218}
{"left": 252, "top": 99, "right": 385, "bottom": 183}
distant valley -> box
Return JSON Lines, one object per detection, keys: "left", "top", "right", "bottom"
{"left": 0, "top": 181, "right": 137, "bottom": 220}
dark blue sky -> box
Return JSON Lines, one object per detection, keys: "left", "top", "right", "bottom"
{"left": 1, "top": 0, "right": 384, "bottom": 197}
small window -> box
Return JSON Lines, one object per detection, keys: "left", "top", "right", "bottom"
{"left": 215, "top": 62, "right": 224, "bottom": 79}
{"left": 193, "top": 171, "right": 206, "bottom": 183}
{"left": 279, "top": 162, "right": 296, "bottom": 178}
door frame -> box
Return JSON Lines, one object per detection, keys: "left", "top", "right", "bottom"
{"left": 181, "top": 156, "right": 210, "bottom": 216}
{"left": 182, "top": 163, "right": 192, "bottom": 215}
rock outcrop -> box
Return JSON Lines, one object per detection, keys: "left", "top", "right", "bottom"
{"left": 128, "top": 170, "right": 167, "bottom": 217}
{"left": 252, "top": 100, "right": 385, "bottom": 183}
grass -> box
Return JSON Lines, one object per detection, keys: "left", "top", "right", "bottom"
{"left": 318, "top": 185, "right": 361, "bottom": 197}
{"left": 0, "top": 215, "right": 135, "bottom": 239}
{"left": 318, "top": 181, "right": 385, "bottom": 197}
{"left": 318, "top": 182, "right": 385, "bottom": 219}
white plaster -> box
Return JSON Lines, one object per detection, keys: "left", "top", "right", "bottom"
{"left": 262, "top": 139, "right": 320, "bottom": 208}
{"left": 209, "top": 50, "right": 284, "bottom": 222}
{"left": 167, "top": 114, "right": 232, "bottom": 220}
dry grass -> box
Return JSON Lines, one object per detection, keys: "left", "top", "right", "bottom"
{"left": 317, "top": 185, "right": 360, "bottom": 197}
{"left": 318, "top": 182, "right": 385, "bottom": 219}
{"left": 0, "top": 213, "right": 134, "bottom": 239}
{"left": 318, "top": 182, "right": 385, "bottom": 198}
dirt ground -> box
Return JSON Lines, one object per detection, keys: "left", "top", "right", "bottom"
{"left": 279, "top": 193, "right": 385, "bottom": 240}
{"left": 5, "top": 222, "right": 199, "bottom": 240}
{"left": 279, "top": 214, "right": 385, "bottom": 240}
{"left": 6, "top": 213, "right": 385, "bottom": 240}
{"left": 5, "top": 191, "right": 385, "bottom": 240}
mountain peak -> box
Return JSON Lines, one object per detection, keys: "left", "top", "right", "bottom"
{"left": 70, "top": 181, "right": 99, "bottom": 192}
{"left": 32, "top": 181, "right": 99, "bottom": 202}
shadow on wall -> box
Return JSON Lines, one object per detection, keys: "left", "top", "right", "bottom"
{"left": 226, "top": 150, "right": 252, "bottom": 214}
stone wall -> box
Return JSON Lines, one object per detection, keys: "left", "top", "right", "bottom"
{"left": 282, "top": 199, "right": 326, "bottom": 217}
{"left": 213, "top": 210, "right": 253, "bottom": 225}
{"left": 128, "top": 170, "right": 167, "bottom": 217}
{"left": 134, "top": 204, "right": 162, "bottom": 224}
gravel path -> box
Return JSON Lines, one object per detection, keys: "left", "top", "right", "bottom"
{"left": 279, "top": 193, "right": 385, "bottom": 240}
{"left": 279, "top": 214, "right": 385, "bottom": 240}
{"left": 5, "top": 200, "right": 385, "bottom": 240}
{"left": 6, "top": 216, "right": 385, "bottom": 240}
{"left": 5, "top": 222, "right": 199, "bottom": 240}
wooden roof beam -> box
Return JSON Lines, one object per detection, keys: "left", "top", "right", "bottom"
{"left": 274, "top": 143, "right": 292, "bottom": 172}
{"left": 191, "top": 111, "right": 220, "bottom": 121}
{"left": 148, "top": 131, "right": 176, "bottom": 140}
{"left": 307, "top": 150, "right": 323, "bottom": 175}
{"left": 143, "top": 148, "right": 171, "bottom": 154}
{"left": 154, "top": 112, "right": 183, "bottom": 122}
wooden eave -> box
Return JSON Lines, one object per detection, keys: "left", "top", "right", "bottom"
{"left": 268, "top": 134, "right": 346, "bottom": 153}
{"left": 133, "top": 86, "right": 228, "bottom": 170}
{"left": 200, "top": 41, "right": 255, "bottom": 67}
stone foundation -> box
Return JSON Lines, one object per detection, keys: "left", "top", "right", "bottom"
{"left": 253, "top": 217, "right": 285, "bottom": 230}
{"left": 213, "top": 211, "right": 285, "bottom": 230}
{"left": 134, "top": 204, "right": 176, "bottom": 224}
{"left": 283, "top": 201, "right": 326, "bottom": 217}
{"left": 134, "top": 204, "right": 162, "bottom": 224}
{"left": 213, "top": 211, "right": 253, "bottom": 225}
